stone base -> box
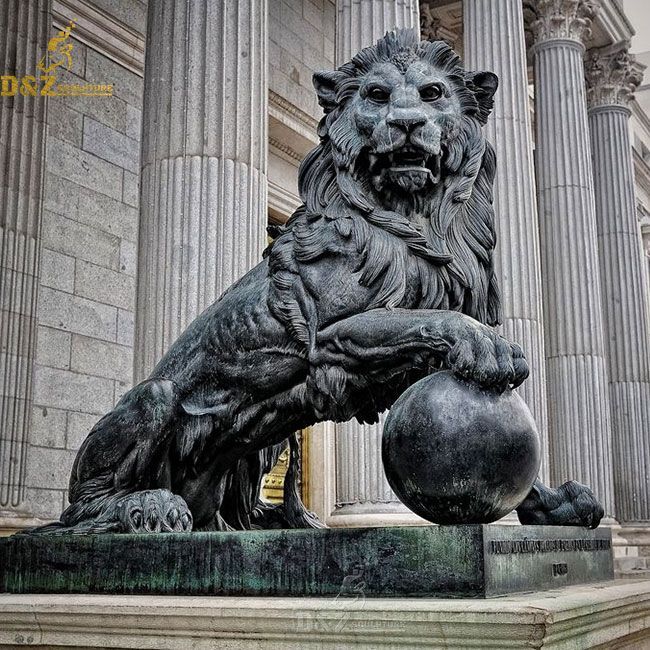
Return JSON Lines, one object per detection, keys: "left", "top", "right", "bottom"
{"left": 1, "top": 580, "right": 649, "bottom": 649}
{"left": 0, "top": 525, "right": 613, "bottom": 598}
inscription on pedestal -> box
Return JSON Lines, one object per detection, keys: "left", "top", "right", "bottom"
{"left": 489, "top": 538, "right": 611, "bottom": 554}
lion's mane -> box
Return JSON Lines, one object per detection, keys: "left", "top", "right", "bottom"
{"left": 269, "top": 29, "right": 501, "bottom": 341}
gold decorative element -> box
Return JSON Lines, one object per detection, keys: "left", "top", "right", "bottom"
{"left": 262, "top": 446, "right": 290, "bottom": 504}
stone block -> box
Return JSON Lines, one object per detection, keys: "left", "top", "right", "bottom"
{"left": 87, "top": 0, "right": 147, "bottom": 36}
{"left": 0, "top": 525, "right": 613, "bottom": 598}
{"left": 85, "top": 50, "right": 143, "bottom": 107}
{"left": 42, "top": 209, "right": 121, "bottom": 270}
{"left": 125, "top": 104, "right": 141, "bottom": 140}
{"left": 33, "top": 366, "right": 115, "bottom": 415}
{"left": 37, "top": 286, "right": 117, "bottom": 342}
{"left": 114, "top": 379, "right": 131, "bottom": 405}
{"left": 22, "top": 487, "right": 65, "bottom": 521}
{"left": 324, "top": 36, "right": 334, "bottom": 65}
{"left": 82, "top": 117, "right": 139, "bottom": 173}
{"left": 35, "top": 326, "right": 71, "bottom": 370}
{"left": 42, "top": 173, "right": 80, "bottom": 218}
{"left": 66, "top": 411, "right": 101, "bottom": 450}
{"left": 116, "top": 309, "right": 134, "bottom": 347}
{"left": 40, "top": 248, "right": 75, "bottom": 293}
{"left": 30, "top": 405, "right": 67, "bottom": 449}
{"left": 303, "top": 0, "right": 323, "bottom": 30}
{"left": 46, "top": 136, "right": 123, "bottom": 201}
{"left": 75, "top": 260, "right": 135, "bottom": 311}
{"left": 303, "top": 43, "right": 328, "bottom": 73}
{"left": 281, "top": 3, "right": 321, "bottom": 47}
{"left": 56, "top": 71, "right": 128, "bottom": 134}
{"left": 70, "top": 334, "right": 132, "bottom": 382}
{"left": 122, "top": 170, "right": 139, "bottom": 207}
{"left": 24, "top": 446, "right": 78, "bottom": 491}
{"left": 47, "top": 101, "right": 83, "bottom": 147}
{"left": 77, "top": 185, "right": 139, "bottom": 242}
{"left": 119, "top": 239, "right": 137, "bottom": 275}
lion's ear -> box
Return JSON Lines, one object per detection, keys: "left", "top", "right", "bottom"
{"left": 313, "top": 70, "right": 340, "bottom": 114}
{"left": 469, "top": 71, "right": 499, "bottom": 124}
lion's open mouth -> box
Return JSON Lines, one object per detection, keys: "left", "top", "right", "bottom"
{"left": 369, "top": 147, "right": 442, "bottom": 187}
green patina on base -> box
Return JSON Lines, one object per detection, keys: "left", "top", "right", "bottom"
{"left": 0, "top": 525, "right": 613, "bottom": 598}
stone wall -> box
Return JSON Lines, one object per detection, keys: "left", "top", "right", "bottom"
{"left": 268, "top": 0, "right": 335, "bottom": 219}
{"left": 269, "top": 0, "right": 335, "bottom": 123}
{"left": 24, "top": 8, "right": 145, "bottom": 521}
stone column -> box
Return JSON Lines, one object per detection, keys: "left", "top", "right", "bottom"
{"left": 332, "top": 0, "right": 423, "bottom": 525}
{"left": 0, "top": 0, "right": 50, "bottom": 510}
{"left": 528, "top": 0, "right": 615, "bottom": 515}
{"left": 336, "top": 0, "right": 419, "bottom": 63}
{"left": 134, "top": 0, "right": 268, "bottom": 379}
{"left": 586, "top": 45, "right": 650, "bottom": 522}
{"left": 463, "top": 0, "right": 550, "bottom": 483}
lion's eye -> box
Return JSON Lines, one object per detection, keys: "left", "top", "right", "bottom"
{"left": 367, "top": 86, "right": 390, "bottom": 103}
{"left": 420, "top": 84, "right": 443, "bottom": 102}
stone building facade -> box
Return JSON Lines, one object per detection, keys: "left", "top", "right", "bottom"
{"left": 1, "top": 0, "right": 650, "bottom": 563}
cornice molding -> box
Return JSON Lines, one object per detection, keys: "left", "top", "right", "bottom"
{"left": 268, "top": 180, "right": 301, "bottom": 223}
{"left": 269, "top": 136, "right": 304, "bottom": 165}
{"left": 269, "top": 91, "right": 319, "bottom": 138}
{"left": 52, "top": 0, "right": 145, "bottom": 76}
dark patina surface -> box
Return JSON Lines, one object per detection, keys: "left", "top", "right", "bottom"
{"left": 25, "top": 29, "right": 603, "bottom": 536}
{"left": 0, "top": 525, "right": 613, "bottom": 598}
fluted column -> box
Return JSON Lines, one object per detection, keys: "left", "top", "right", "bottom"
{"left": 0, "top": 0, "right": 50, "bottom": 509}
{"left": 135, "top": 0, "right": 267, "bottom": 379}
{"left": 463, "top": 0, "right": 550, "bottom": 483}
{"left": 332, "top": 0, "right": 422, "bottom": 525}
{"left": 336, "top": 0, "right": 418, "bottom": 62}
{"left": 586, "top": 45, "right": 650, "bottom": 522}
{"left": 528, "top": 0, "right": 615, "bottom": 516}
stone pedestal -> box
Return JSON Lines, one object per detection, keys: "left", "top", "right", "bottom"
{"left": 0, "top": 525, "right": 613, "bottom": 598}
{"left": 0, "top": 0, "right": 50, "bottom": 510}
{"left": 586, "top": 46, "right": 650, "bottom": 523}
{"left": 134, "top": 0, "right": 268, "bottom": 380}
{"left": 332, "top": 0, "right": 421, "bottom": 525}
{"left": 527, "top": 0, "right": 615, "bottom": 516}
{"left": 463, "top": 0, "right": 550, "bottom": 483}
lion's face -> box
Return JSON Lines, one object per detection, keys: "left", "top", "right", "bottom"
{"left": 310, "top": 32, "right": 497, "bottom": 213}
{"left": 350, "top": 59, "right": 465, "bottom": 195}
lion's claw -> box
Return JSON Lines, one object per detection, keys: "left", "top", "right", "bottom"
{"left": 445, "top": 316, "right": 529, "bottom": 391}
{"left": 112, "top": 489, "right": 193, "bottom": 533}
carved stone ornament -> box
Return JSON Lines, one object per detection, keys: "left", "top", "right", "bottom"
{"left": 525, "top": 0, "right": 599, "bottom": 47}
{"left": 585, "top": 44, "right": 645, "bottom": 109}
{"left": 26, "top": 29, "right": 604, "bottom": 536}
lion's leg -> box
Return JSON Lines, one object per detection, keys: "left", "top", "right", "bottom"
{"left": 516, "top": 479, "right": 604, "bottom": 529}
{"left": 32, "top": 378, "right": 195, "bottom": 535}
{"left": 311, "top": 308, "right": 528, "bottom": 392}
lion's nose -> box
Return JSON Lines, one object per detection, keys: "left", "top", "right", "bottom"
{"left": 386, "top": 111, "right": 426, "bottom": 132}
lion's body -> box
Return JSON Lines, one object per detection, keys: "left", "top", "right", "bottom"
{"left": 39, "top": 29, "right": 602, "bottom": 536}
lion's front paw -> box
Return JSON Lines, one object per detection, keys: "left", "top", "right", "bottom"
{"left": 445, "top": 317, "right": 529, "bottom": 391}
{"left": 517, "top": 480, "right": 604, "bottom": 529}
{"left": 110, "top": 489, "right": 193, "bottom": 533}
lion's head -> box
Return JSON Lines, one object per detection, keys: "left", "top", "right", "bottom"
{"left": 293, "top": 29, "right": 501, "bottom": 326}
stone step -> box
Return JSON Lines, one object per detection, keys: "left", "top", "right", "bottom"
{"left": 615, "top": 555, "right": 650, "bottom": 573}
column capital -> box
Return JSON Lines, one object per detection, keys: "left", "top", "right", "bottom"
{"left": 585, "top": 43, "right": 645, "bottom": 109}
{"left": 524, "top": 0, "right": 599, "bottom": 49}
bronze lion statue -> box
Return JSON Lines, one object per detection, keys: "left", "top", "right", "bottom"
{"left": 35, "top": 29, "right": 603, "bottom": 535}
